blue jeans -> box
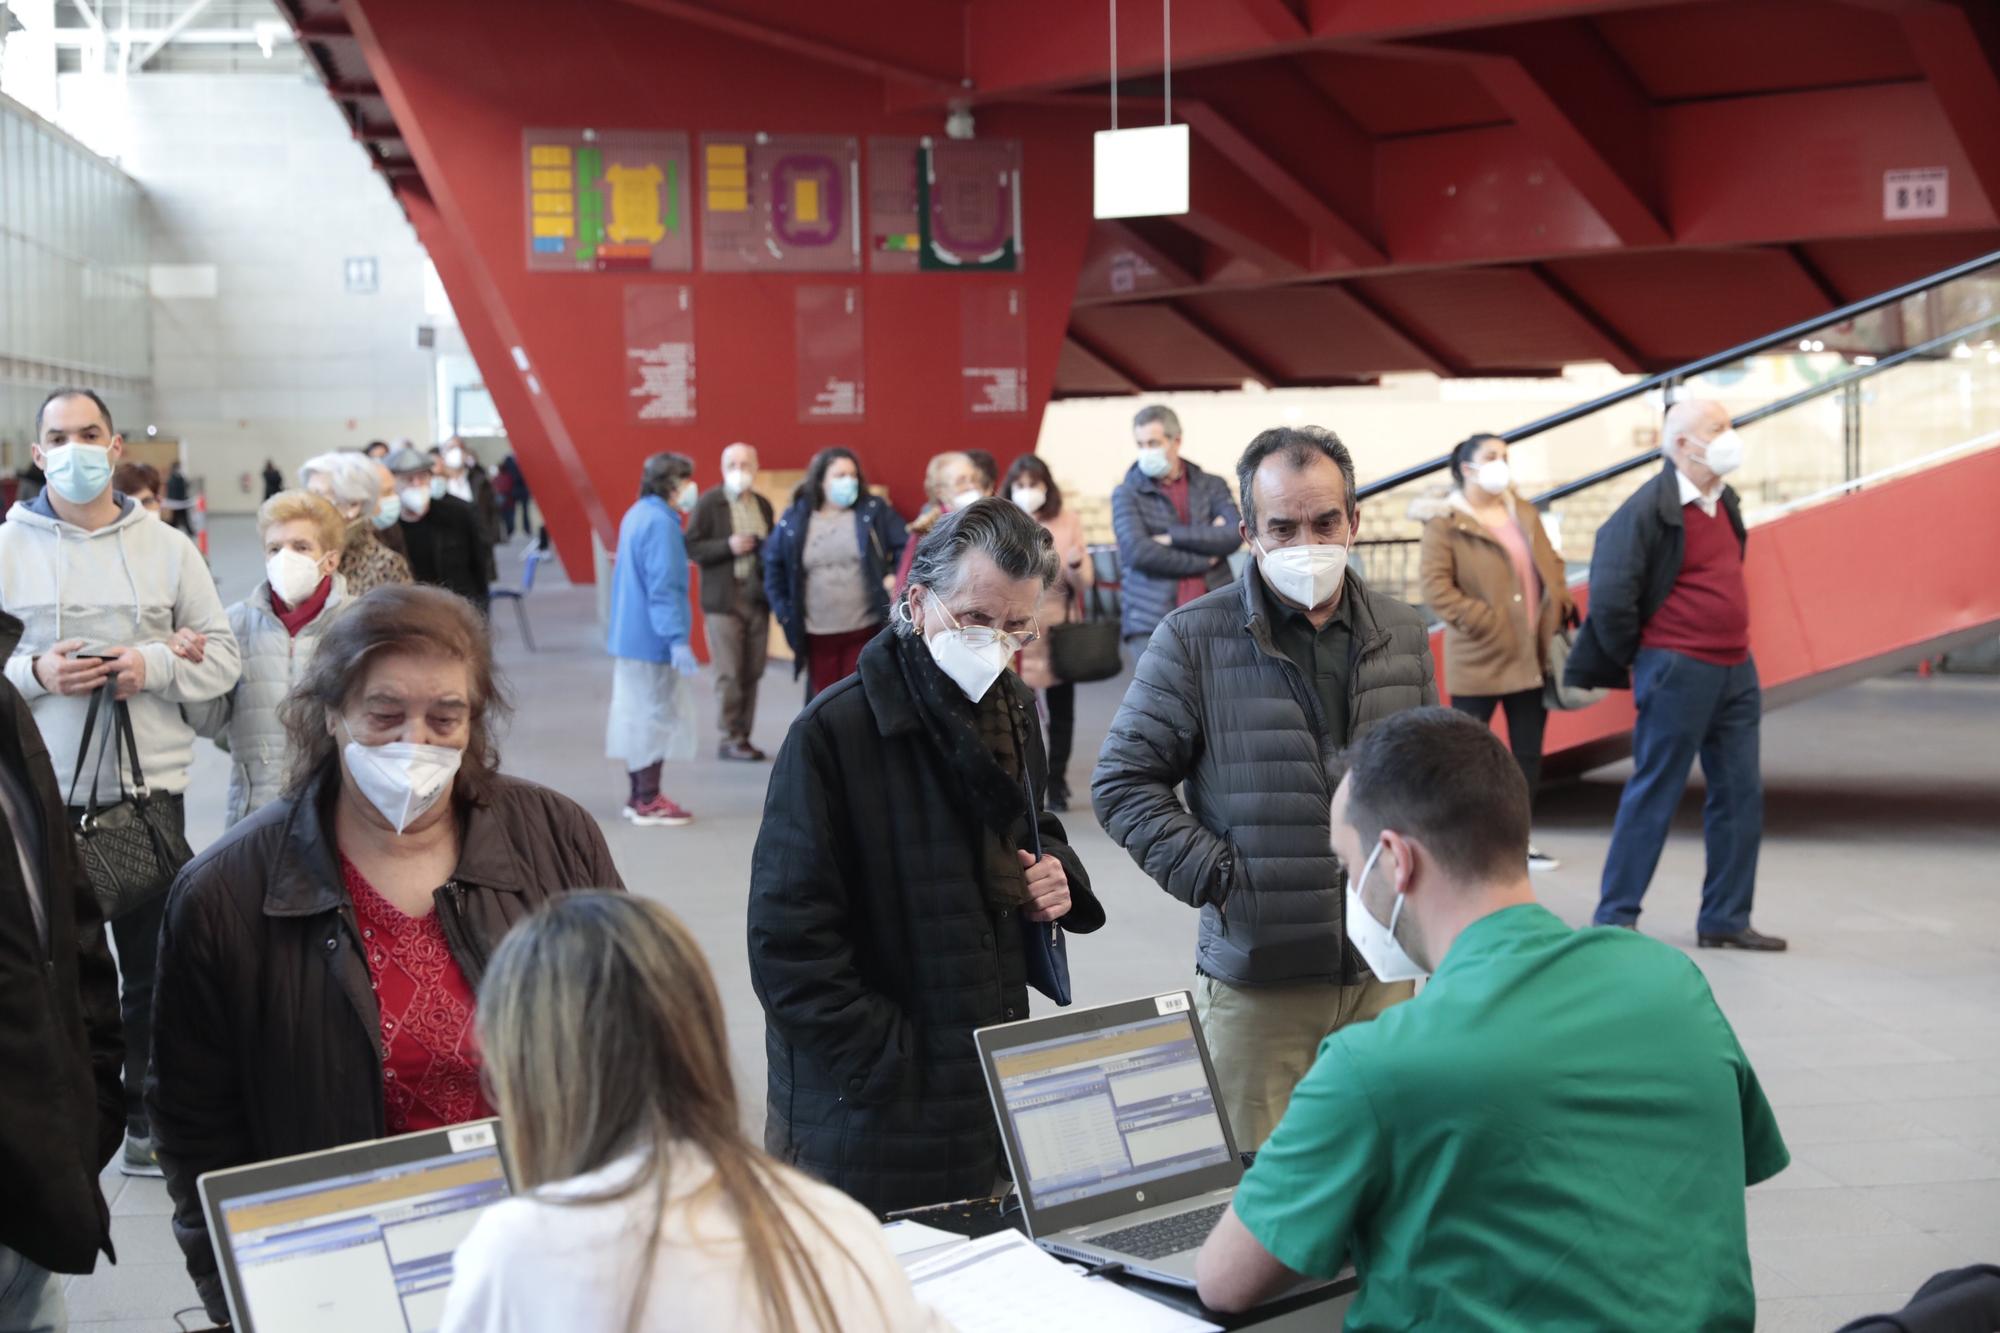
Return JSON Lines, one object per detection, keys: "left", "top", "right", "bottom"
{"left": 1595, "top": 648, "right": 1762, "bottom": 934}
{"left": 0, "top": 1245, "right": 64, "bottom": 1333}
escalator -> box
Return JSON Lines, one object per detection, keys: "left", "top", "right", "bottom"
{"left": 1351, "top": 249, "right": 2000, "bottom": 779}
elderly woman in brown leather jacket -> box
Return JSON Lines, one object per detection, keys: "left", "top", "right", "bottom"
{"left": 1418, "top": 433, "right": 1575, "bottom": 871}
{"left": 146, "top": 585, "right": 622, "bottom": 1326}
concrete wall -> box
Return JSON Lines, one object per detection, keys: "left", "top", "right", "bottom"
{"left": 85, "top": 73, "right": 434, "bottom": 512}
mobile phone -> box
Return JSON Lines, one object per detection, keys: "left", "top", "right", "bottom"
{"left": 71, "top": 650, "right": 119, "bottom": 662}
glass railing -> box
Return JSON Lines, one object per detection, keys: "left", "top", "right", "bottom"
{"left": 1352, "top": 249, "right": 2000, "bottom": 611}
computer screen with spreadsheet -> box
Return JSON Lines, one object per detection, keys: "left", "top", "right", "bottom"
{"left": 205, "top": 1122, "right": 511, "bottom": 1333}
{"left": 990, "top": 1010, "right": 1233, "bottom": 1210}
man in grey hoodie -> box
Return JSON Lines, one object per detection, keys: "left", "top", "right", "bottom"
{"left": 0, "top": 388, "right": 240, "bottom": 1177}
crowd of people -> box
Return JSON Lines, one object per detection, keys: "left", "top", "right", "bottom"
{"left": 0, "top": 382, "right": 1815, "bottom": 1333}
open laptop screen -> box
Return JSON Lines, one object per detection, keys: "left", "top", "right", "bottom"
{"left": 992, "top": 1008, "right": 1233, "bottom": 1211}
{"left": 212, "top": 1124, "right": 509, "bottom": 1333}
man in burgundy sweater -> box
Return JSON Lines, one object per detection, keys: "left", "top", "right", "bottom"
{"left": 1564, "top": 399, "right": 1786, "bottom": 951}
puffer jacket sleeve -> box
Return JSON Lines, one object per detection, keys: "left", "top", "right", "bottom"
{"left": 147, "top": 873, "right": 250, "bottom": 1324}
{"left": 1113, "top": 482, "right": 1213, "bottom": 578}
{"left": 1164, "top": 473, "right": 1243, "bottom": 557}
{"left": 1091, "top": 619, "right": 1234, "bottom": 909}
{"left": 747, "top": 714, "right": 919, "bottom": 1107}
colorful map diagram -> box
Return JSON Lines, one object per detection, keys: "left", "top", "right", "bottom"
{"left": 523, "top": 130, "right": 691, "bottom": 273}
{"left": 700, "top": 133, "right": 860, "bottom": 272}
{"left": 869, "top": 137, "right": 1023, "bottom": 274}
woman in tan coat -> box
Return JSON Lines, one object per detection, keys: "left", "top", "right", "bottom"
{"left": 1004, "top": 454, "right": 1094, "bottom": 811}
{"left": 1419, "top": 433, "right": 1575, "bottom": 870}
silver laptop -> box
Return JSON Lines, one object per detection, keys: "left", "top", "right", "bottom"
{"left": 198, "top": 1120, "right": 513, "bottom": 1333}
{"left": 976, "top": 991, "right": 1245, "bottom": 1287}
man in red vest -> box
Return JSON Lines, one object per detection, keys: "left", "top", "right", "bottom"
{"left": 1564, "top": 398, "right": 1786, "bottom": 951}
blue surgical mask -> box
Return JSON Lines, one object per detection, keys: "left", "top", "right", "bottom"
{"left": 429, "top": 475, "right": 447, "bottom": 500}
{"left": 371, "top": 493, "right": 402, "bottom": 529}
{"left": 43, "top": 443, "right": 115, "bottom": 505}
{"left": 826, "top": 475, "right": 860, "bottom": 508}
{"left": 1136, "top": 446, "right": 1172, "bottom": 480}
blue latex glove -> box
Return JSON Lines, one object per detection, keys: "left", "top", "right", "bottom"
{"left": 670, "top": 640, "right": 700, "bottom": 674}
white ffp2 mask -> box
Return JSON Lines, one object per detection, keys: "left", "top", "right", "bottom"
{"left": 1474, "top": 459, "right": 1512, "bottom": 495}
{"left": 1344, "top": 842, "right": 1426, "bottom": 982}
{"left": 1702, "top": 429, "right": 1744, "bottom": 478}
{"left": 266, "top": 549, "right": 326, "bottom": 607}
{"left": 1256, "top": 541, "right": 1348, "bottom": 610}
{"left": 342, "top": 724, "right": 462, "bottom": 834}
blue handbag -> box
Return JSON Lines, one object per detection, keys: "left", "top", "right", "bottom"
{"left": 1017, "top": 766, "right": 1072, "bottom": 1007}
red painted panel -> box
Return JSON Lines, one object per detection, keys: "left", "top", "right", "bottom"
{"left": 1542, "top": 249, "right": 1834, "bottom": 365}
{"left": 1592, "top": 0, "right": 1917, "bottom": 103}
{"left": 1292, "top": 50, "right": 1508, "bottom": 138}
{"left": 1178, "top": 286, "right": 1438, "bottom": 381}
{"left": 1509, "top": 445, "right": 2000, "bottom": 769}
{"left": 347, "top": 0, "right": 1098, "bottom": 568}
{"left": 1796, "top": 232, "right": 2000, "bottom": 304}
{"left": 1054, "top": 338, "right": 1139, "bottom": 396}
{"left": 1378, "top": 125, "right": 1623, "bottom": 264}
{"left": 1068, "top": 305, "right": 1258, "bottom": 388}
{"left": 1350, "top": 267, "right": 1616, "bottom": 372}
{"left": 1664, "top": 83, "right": 1998, "bottom": 245}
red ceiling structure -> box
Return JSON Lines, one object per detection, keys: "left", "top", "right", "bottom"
{"left": 276, "top": 0, "right": 2000, "bottom": 574}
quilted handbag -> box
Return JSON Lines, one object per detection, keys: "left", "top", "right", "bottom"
{"left": 1047, "top": 585, "right": 1122, "bottom": 685}
{"left": 67, "top": 681, "right": 194, "bottom": 921}
{"left": 1543, "top": 624, "right": 1609, "bottom": 712}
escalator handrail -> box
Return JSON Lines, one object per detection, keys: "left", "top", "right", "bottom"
{"left": 1357, "top": 246, "right": 2000, "bottom": 502}
{"left": 1527, "top": 307, "right": 2000, "bottom": 507}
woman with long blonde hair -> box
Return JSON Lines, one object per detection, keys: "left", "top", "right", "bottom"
{"left": 440, "top": 893, "right": 945, "bottom": 1333}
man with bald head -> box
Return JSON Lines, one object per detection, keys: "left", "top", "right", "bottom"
{"left": 687, "top": 442, "right": 773, "bottom": 760}
{"left": 1566, "top": 399, "right": 1784, "bottom": 950}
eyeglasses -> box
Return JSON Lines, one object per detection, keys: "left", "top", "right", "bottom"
{"left": 934, "top": 596, "right": 1039, "bottom": 652}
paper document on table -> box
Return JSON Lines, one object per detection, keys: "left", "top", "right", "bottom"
{"left": 905, "top": 1229, "right": 1221, "bottom": 1333}
{"left": 883, "top": 1219, "right": 971, "bottom": 1263}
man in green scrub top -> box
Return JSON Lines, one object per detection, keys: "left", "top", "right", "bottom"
{"left": 1195, "top": 709, "right": 1789, "bottom": 1328}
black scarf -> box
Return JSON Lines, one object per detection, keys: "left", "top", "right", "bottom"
{"left": 892, "top": 632, "right": 1033, "bottom": 910}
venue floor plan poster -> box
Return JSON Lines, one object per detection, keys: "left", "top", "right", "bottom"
{"left": 700, "top": 133, "right": 861, "bottom": 272}
{"left": 524, "top": 129, "right": 692, "bottom": 272}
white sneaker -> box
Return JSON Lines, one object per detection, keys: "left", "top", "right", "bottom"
{"left": 1527, "top": 845, "right": 1561, "bottom": 872}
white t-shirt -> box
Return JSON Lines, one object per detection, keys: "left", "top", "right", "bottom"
{"left": 439, "top": 1145, "right": 952, "bottom": 1333}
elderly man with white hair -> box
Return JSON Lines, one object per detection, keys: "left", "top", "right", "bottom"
{"left": 685, "top": 442, "right": 773, "bottom": 761}
{"left": 1564, "top": 398, "right": 1784, "bottom": 951}
{"left": 299, "top": 450, "right": 412, "bottom": 598}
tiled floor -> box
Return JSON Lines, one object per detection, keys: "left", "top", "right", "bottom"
{"left": 58, "top": 520, "right": 2000, "bottom": 1329}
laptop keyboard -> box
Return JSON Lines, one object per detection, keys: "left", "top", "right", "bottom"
{"left": 1092, "top": 1201, "right": 1231, "bottom": 1261}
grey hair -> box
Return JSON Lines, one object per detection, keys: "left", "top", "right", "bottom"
{"left": 1133, "top": 403, "right": 1182, "bottom": 440}
{"left": 299, "top": 450, "right": 381, "bottom": 512}
{"left": 640, "top": 451, "right": 694, "bottom": 500}
{"left": 893, "top": 498, "right": 1059, "bottom": 637}
{"left": 1236, "top": 424, "right": 1357, "bottom": 530}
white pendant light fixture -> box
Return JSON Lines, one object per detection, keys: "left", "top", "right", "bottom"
{"left": 1093, "top": 0, "right": 1188, "bottom": 219}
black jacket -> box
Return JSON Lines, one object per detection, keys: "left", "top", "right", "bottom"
{"left": 1565, "top": 461, "right": 1747, "bottom": 691}
{"left": 686, "top": 484, "right": 775, "bottom": 616}
{"left": 0, "top": 612, "right": 123, "bottom": 1275}
{"left": 147, "top": 768, "right": 623, "bottom": 1321}
{"left": 762, "top": 495, "right": 908, "bottom": 673}
{"left": 1092, "top": 569, "right": 1436, "bottom": 987}
{"left": 399, "top": 493, "right": 493, "bottom": 604}
{"left": 748, "top": 631, "right": 1103, "bottom": 1214}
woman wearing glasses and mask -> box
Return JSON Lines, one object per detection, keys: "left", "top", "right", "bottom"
{"left": 146, "top": 585, "right": 622, "bottom": 1329}
{"left": 749, "top": 499, "right": 1104, "bottom": 1216}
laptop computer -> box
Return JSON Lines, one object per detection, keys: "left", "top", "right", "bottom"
{"left": 198, "top": 1119, "right": 514, "bottom": 1333}
{"left": 976, "top": 991, "right": 1246, "bottom": 1288}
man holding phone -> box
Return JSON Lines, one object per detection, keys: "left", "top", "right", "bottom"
{"left": 0, "top": 387, "right": 240, "bottom": 1178}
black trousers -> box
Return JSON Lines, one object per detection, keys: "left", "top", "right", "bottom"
{"left": 1044, "top": 682, "right": 1076, "bottom": 784}
{"left": 1452, "top": 688, "right": 1548, "bottom": 810}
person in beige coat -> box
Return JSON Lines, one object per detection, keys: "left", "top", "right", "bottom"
{"left": 1004, "top": 454, "right": 1094, "bottom": 811}
{"left": 1418, "top": 433, "right": 1575, "bottom": 870}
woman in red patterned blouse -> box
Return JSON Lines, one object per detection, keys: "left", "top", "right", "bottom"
{"left": 147, "top": 585, "right": 624, "bottom": 1327}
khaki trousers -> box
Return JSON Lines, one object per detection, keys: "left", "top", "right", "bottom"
{"left": 1194, "top": 973, "right": 1415, "bottom": 1152}
{"left": 704, "top": 584, "right": 769, "bottom": 744}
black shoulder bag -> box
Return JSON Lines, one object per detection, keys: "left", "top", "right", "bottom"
{"left": 1047, "top": 582, "right": 1122, "bottom": 684}
{"left": 68, "top": 681, "right": 195, "bottom": 921}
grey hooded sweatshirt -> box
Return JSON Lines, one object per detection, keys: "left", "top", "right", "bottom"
{"left": 0, "top": 492, "right": 240, "bottom": 798}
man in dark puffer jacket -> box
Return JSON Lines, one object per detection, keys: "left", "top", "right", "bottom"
{"left": 1094, "top": 425, "right": 1436, "bottom": 1152}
